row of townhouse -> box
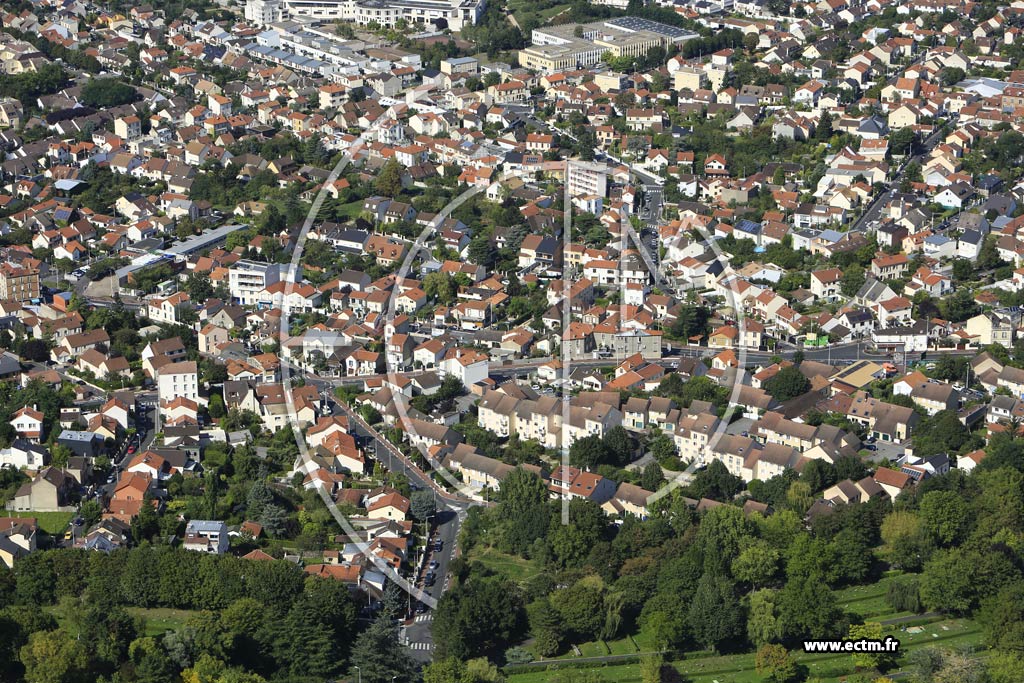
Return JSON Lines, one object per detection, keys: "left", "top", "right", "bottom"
{"left": 476, "top": 388, "right": 622, "bottom": 450}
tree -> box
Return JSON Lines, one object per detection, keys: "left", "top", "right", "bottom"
{"left": 756, "top": 644, "right": 798, "bottom": 683}
{"left": 410, "top": 489, "right": 436, "bottom": 522}
{"left": 128, "top": 636, "right": 177, "bottom": 683}
{"left": 432, "top": 574, "right": 525, "bottom": 659}
{"left": 526, "top": 598, "right": 564, "bottom": 657}
{"left": 889, "top": 127, "right": 916, "bottom": 157}
{"left": 649, "top": 432, "right": 677, "bottom": 467}
{"left": 778, "top": 574, "right": 845, "bottom": 642}
{"left": 20, "top": 339, "right": 49, "bottom": 362}
{"left": 941, "top": 67, "right": 966, "bottom": 87}
{"left": 978, "top": 582, "right": 1024, "bottom": 653}
{"left": 697, "top": 505, "right": 754, "bottom": 573}
{"left": 904, "top": 160, "right": 923, "bottom": 184}
{"left": 988, "top": 651, "right": 1024, "bottom": 683}
{"left": 423, "top": 658, "right": 467, "bottom": 683}
{"left": 940, "top": 289, "right": 979, "bottom": 323}
{"left": 640, "top": 654, "right": 663, "bottom": 683}
{"left": 880, "top": 510, "right": 930, "bottom": 571}
{"left": 815, "top": 111, "right": 833, "bottom": 141}
{"left": 359, "top": 405, "right": 383, "bottom": 425}
{"left": 497, "top": 468, "right": 551, "bottom": 554}
{"left": 374, "top": 159, "right": 404, "bottom": 198}
{"left": 180, "top": 654, "right": 267, "bottom": 683}
{"left": 423, "top": 657, "right": 505, "bottom": 683}
{"left": 732, "top": 541, "right": 780, "bottom": 588}
{"left": 640, "top": 593, "right": 688, "bottom": 651}
{"left": 208, "top": 394, "right": 226, "bottom": 420}
{"left": 687, "top": 573, "right": 744, "bottom": 651}
{"left": 919, "top": 547, "right": 1019, "bottom": 616}
{"left": 569, "top": 435, "right": 609, "bottom": 470}
{"left": 747, "top": 589, "right": 783, "bottom": 647}
{"left": 550, "top": 577, "right": 605, "bottom": 641}
{"left": 49, "top": 444, "right": 72, "bottom": 469}
{"left": 918, "top": 490, "right": 969, "bottom": 546}
{"left": 641, "top": 462, "right": 665, "bottom": 492}
{"left": 548, "top": 500, "right": 608, "bottom": 568}
{"left": 423, "top": 273, "right": 457, "bottom": 306}
{"left": 20, "top": 630, "right": 90, "bottom": 683}
{"left": 840, "top": 265, "right": 867, "bottom": 298}
{"left": 848, "top": 622, "right": 898, "bottom": 671}
{"left": 689, "top": 459, "right": 743, "bottom": 502}
{"left": 785, "top": 481, "right": 814, "bottom": 516}
{"left": 764, "top": 366, "right": 811, "bottom": 402}
{"left": 81, "top": 78, "right": 139, "bottom": 108}
{"left": 885, "top": 575, "right": 922, "bottom": 614}
{"left": 835, "top": 455, "right": 868, "bottom": 482}
{"left": 800, "top": 459, "right": 836, "bottom": 494}
{"left": 467, "top": 235, "right": 497, "bottom": 268}
{"left": 670, "top": 304, "right": 710, "bottom": 340}
{"left": 772, "top": 166, "right": 786, "bottom": 186}
{"left": 79, "top": 500, "right": 102, "bottom": 527}
{"left": 603, "top": 426, "right": 633, "bottom": 466}
{"left": 348, "top": 617, "right": 418, "bottom": 683}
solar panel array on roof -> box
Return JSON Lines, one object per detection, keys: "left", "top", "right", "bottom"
{"left": 248, "top": 43, "right": 329, "bottom": 72}
{"left": 605, "top": 16, "right": 698, "bottom": 40}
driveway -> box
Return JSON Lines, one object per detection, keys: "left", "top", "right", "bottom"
{"left": 864, "top": 438, "right": 906, "bottom": 464}
{"left": 726, "top": 417, "right": 755, "bottom": 437}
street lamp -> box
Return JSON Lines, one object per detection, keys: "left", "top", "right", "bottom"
{"left": 353, "top": 665, "right": 360, "bottom": 683}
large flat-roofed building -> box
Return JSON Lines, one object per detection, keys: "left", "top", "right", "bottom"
{"left": 245, "top": 0, "right": 485, "bottom": 31}
{"left": 440, "top": 56, "right": 480, "bottom": 75}
{"left": 519, "top": 17, "right": 698, "bottom": 72}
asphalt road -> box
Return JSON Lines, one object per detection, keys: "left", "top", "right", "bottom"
{"left": 299, "top": 341, "right": 977, "bottom": 392}
{"left": 309, "top": 394, "right": 471, "bottom": 660}
{"left": 850, "top": 125, "right": 946, "bottom": 233}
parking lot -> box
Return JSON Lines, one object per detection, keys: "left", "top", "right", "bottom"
{"left": 863, "top": 437, "right": 906, "bottom": 464}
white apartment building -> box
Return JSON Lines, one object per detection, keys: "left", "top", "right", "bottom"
{"left": 245, "top": 0, "right": 485, "bottom": 31}
{"left": 229, "top": 260, "right": 281, "bottom": 307}
{"left": 158, "top": 361, "right": 199, "bottom": 406}
{"left": 245, "top": 0, "right": 281, "bottom": 22}
{"left": 567, "top": 161, "right": 608, "bottom": 199}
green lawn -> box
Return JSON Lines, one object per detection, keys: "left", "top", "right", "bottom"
{"left": 552, "top": 635, "right": 646, "bottom": 660}
{"left": 509, "top": 618, "right": 983, "bottom": 683}
{"left": 125, "top": 608, "right": 198, "bottom": 637}
{"left": 7, "top": 512, "right": 75, "bottom": 535}
{"left": 506, "top": 0, "right": 571, "bottom": 26}
{"left": 606, "top": 638, "right": 640, "bottom": 656}
{"left": 835, "top": 573, "right": 910, "bottom": 620}
{"left": 334, "top": 199, "right": 365, "bottom": 219}
{"left": 465, "top": 546, "right": 543, "bottom": 584}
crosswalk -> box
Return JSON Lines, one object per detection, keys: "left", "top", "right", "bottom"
{"left": 408, "top": 642, "right": 433, "bottom": 651}
{"left": 415, "top": 614, "right": 432, "bottom": 623}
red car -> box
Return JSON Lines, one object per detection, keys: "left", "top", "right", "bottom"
{"left": 127, "top": 446, "right": 136, "bottom": 454}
